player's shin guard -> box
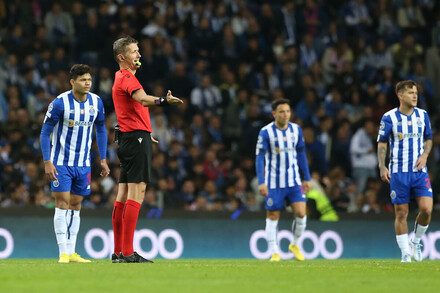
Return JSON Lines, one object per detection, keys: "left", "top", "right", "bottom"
{"left": 112, "top": 201, "right": 125, "bottom": 255}
{"left": 265, "top": 218, "right": 279, "bottom": 254}
{"left": 122, "top": 200, "right": 141, "bottom": 256}
{"left": 292, "top": 216, "right": 307, "bottom": 245}
{"left": 54, "top": 208, "right": 68, "bottom": 256}
{"left": 66, "top": 210, "right": 80, "bottom": 255}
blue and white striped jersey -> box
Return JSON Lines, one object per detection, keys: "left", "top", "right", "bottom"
{"left": 43, "top": 90, "right": 105, "bottom": 167}
{"left": 377, "top": 107, "right": 432, "bottom": 173}
{"left": 256, "top": 122, "right": 305, "bottom": 189}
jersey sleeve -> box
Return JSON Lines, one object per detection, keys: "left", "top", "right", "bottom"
{"left": 377, "top": 115, "right": 392, "bottom": 143}
{"left": 256, "top": 129, "right": 269, "bottom": 156}
{"left": 296, "top": 126, "right": 305, "bottom": 151}
{"left": 255, "top": 129, "right": 269, "bottom": 185}
{"left": 95, "top": 97, "right": 105, "bottom": 125}
{"left": 122, "top": 74, "right": 143, "bottom": 96}
{"left": 423, "top": 111, "right": 433, "bottom": 140}
{"left": 43, "top": 98, "right": 64, "bottom": 126}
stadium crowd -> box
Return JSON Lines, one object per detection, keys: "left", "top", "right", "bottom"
{"left": 1, "top": 0, "right": 440, "bottom": 216}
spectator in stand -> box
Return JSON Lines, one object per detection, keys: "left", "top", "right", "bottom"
{"left": 190, "top": 75, "right": 222, "bottom": 116}
{"left": 350, "top": 119, "right": 378, "bottom": 199}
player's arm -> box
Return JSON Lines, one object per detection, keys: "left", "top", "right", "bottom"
{"left": 256, "top": 131, "right": 268, "bottom": 196}
{"left": 377, "top": 142, "right": 390, "bottom": 183}
{"left": 40, "top": 123, "right": 58, "bottom": 181}
{"left": 132, "top": 89, "right": 183, "bottom": 107}
{"left": 94, "top": 99, "right": 110, "bottom": 177}
{"left": 416, "top": 112, "right": 433, "bottom": 170}
{"left": 40, "top": 101, "right": 63, "bottom": 181}
{"left": 377, "top": 116, "right": 392, "bottom": 183}
{"left": 296, "top": 127, "right": 311, "bottom": 193}
{"left": 416, "top": 139, "right": 432, "bottom": 170}
{"left": 297, "top": 150, "right": 311, "bottom": 193}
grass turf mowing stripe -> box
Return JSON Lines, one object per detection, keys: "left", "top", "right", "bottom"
{"left": 1, "top": 259, "right": 440, "bottom": 293}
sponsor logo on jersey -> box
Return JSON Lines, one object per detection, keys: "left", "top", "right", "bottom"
{"left": 67, "top": 119, "right": 94, "bottom": 127}
{"left": 80, "top": 109, "right": 85, "bottom": 115}
{"left": 396, "top": 132, "right": 422, "bottom": 140}
{"left": 380, "top": 121, "right": 385, "bottom": 129}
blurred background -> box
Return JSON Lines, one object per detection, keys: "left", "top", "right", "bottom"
{"left": 1, "top": 0, "right": 440, "bottom": 218}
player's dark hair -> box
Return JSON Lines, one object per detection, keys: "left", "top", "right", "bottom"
{"left": 271, "top": 98, "right": 291, "bottom": 111}
{"left": 395, "top": 80, "right": 417, "bottom": 96}
{"left": 113, "top": 35, "right": 138, "bottom": 62}
{"left": 69, "top": 64, "right": 90, "bottom": 80}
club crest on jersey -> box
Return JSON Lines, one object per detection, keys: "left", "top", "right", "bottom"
{"left": 89, "top": 106, "right": 95, "bottom": 115}
{"left": 390, "top": 190, "right": 396, "bottom": 199}
{"left": 267, "top": 198, "right": 273, "bottom": 207}
{"left": 53, "top": 180, "right": 59, "bottom": 187}
{"left": 417, "top": 118, "right": 422, "bottom": 127}
{"left": 380, "top": 121, "right": 385, "bottom": 130}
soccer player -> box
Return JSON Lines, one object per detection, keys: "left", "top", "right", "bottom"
{"left": 40, "top": 64, "right": 110, "bottom": 263}
{"left": 256, "top": 98, "right": 311, "bottom": 262}
{"left": 377, "top": 80, "right": 433, "bottom": 263}
{"left": 111, "top": 36, "right": 183, "bottom": 263}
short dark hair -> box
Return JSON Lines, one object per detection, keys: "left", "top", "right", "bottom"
{"left": 113, "top": 35, "right": 138, "bottom": 62}
{"left": 69, "top": 64, "right": 90, "bottom": 80}
{"left": 271, "top": 98, "right": 290, "bottom": 111}
{"left": 395, "top": 80, "right": 417, "bottom": 96}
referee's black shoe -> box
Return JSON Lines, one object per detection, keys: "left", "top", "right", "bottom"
{"left": 111, "top": 253, "right": 121, "bottom": 263}
{"left": 120, "top": 252, "right": 154, "bottom": 263}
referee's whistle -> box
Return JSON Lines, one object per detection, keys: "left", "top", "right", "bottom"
{"left": 135, "top": 60, "right": 142, "bottom": 66}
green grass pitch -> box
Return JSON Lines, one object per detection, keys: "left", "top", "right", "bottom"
{"left": 1, "top": 259, "right": 440, "bottom": 293}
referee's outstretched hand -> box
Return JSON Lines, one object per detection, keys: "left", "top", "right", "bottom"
{"left": 166, "top": 90, "right": 184, "bottom": 105}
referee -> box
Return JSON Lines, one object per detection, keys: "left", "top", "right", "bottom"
{"left": 111, "top": 36, "right": 183, "bottom": 263}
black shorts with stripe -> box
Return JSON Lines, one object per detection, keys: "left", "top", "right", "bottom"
{"left": 117, "top": 130, "right": 152, "bottom": 183}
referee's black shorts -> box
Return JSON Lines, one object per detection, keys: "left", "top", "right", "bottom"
{"left": 117, "top": 130, "right": 152, "bottom": 183}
